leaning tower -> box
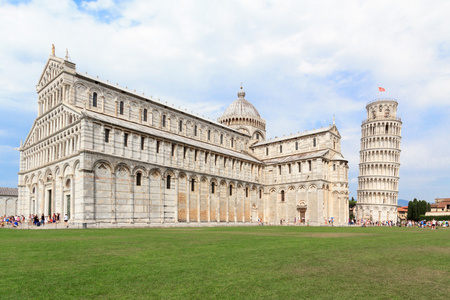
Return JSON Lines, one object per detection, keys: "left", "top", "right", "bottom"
{"left": 355, "top": 99, "right": 402, "bottom": 222}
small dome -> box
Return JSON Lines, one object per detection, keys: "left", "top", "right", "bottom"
{"left": 222, "top": 87, "right": 261, "bottom": 118}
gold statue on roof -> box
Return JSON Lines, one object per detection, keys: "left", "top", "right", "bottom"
{"left": 52, "top": 44, "right": 55, "bottom": 56}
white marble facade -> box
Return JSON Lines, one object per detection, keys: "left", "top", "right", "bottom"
{"left": 17, "top": 53, "right": 349, "bottom": 226}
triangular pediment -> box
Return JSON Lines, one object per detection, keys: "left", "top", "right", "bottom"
{"left": 36, "top": 56, "right": 69, "bottom": 92}
{"left": 22, "top": 103, "right": 82, "bottom": 149}
{"left": 330, "top": 124, "right": 341, "bottom": 138}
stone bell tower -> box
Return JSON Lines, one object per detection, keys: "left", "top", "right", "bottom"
{"left": 355, "top": 99, "right": 402, "bottom": 222}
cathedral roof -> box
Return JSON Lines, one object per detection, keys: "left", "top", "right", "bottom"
{"left": 221, "top": 87, "right": 261, "bottom": 119}
{"left": 252, "top": 125, "right": 338, "bottom": 147}
{"left": 0, "top": 187, "right": 18, "bottom": 196}
{"left": 82, "top": 109, "right": 262, "bottom": 164}
{"left": 331, "top": 153, "right": 346, "bottom": 161}
{"left": 262, "top": 150, "right": 330, "bottom": 165}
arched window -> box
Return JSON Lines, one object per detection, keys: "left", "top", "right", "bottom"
{"left": 119, "top": 101, "right": 124, "bottom": 115}
{"left": 256, "top": 133, "right": 259, "bottom": 140}
{"left": 143, "top": 109, "right": 147, "bottom": 122}
{"left": 231, "top": 138, "right": 234, "bottom": 147}
{"left": 385, "top": 124, "right": 389, "bottom": 133}
{"left": 136, "top": 172, "right": 142, "bottom": 186}
{"left": 281, "top": 190, "right": 285, "bottom": 202}
{"left": 259, "top": 189, "right": 262, "bottom": 199}
{"left": 211, "top": 182, "right": 215, "bottom": 194}
{"left": 220, "top": 134, "right": 223, "bottom": 144}
{"left": 266, "top": 148, "right": 269, "bottom": 155}
{"left": 246, "top": 187, "right": 248, "bottom": 197}
{"left": 298, "top": 162, "right": 301, "bottom": 172}
{"left": 194, "top": 125, "right": 197, "bottom": 136}
{"left": 295, "top": 141, "right": 298, "bottom": 150}
{"left": 280, "top": 145, "right": 282, "bottom": 153}
{"left": 208, "top": 130, "right": 211, "bottom": 140}
{"left": 333, "top": 164, "right": 336, "bottom": 171}
{"left": 92, "top": 92, "right": 97, "bottom": 107}
{"left": 308, "top": 160, "right": 312, "bottom": 171}
{"left": 191, "top": 179, "right": 195, "bottom": 192}
{"left": 166, "top": 175, "right": 171, "bottom": 189}
{"left": 229, "top": 185, "right": 233, "bottom": 196}
{"left": 313, "top": 137, "right": 316, "bottom": 147}
{"left": 179, "top": 120, "right": 183, "bottom": 132}
{"left": 162, "top": 115, "right": 166, "bottom": 127}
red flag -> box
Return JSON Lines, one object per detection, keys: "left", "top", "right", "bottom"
{"left": 378, "top": 87, "right": 385, "bottom": 92}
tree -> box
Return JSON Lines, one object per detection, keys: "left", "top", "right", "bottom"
{"left": 407, "top": 200, "right": 414, "bottom": 221}
{"left": 407, "top": 199, "right": 429, "bottom": 221}
{"left": 427, "top": 202, "right": 431, "bottom": 212}
{"left": 419, "top": 200, "right": 428, "bottom": 218}
{"left": 349, "top": 197, "right": 356, "bottom": 220}
{"left": 349, "top": 197, "right": 357, "bottom": 209}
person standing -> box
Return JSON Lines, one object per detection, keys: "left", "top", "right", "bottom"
{"left": 64, "top": 214, "right": 69, "bottom": 228}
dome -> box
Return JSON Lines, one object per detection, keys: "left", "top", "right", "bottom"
{"left": 221, "top": 87, "right": 261, "bottom": 118}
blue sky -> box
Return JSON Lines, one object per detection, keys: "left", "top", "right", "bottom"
{"left": 1, "top": 0, "right": 449, "bottom": 203}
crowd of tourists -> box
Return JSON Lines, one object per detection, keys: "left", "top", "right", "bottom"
{"left": 405, "top": 219, "right": 449, "bottom": 229}
{"left": 351, "top": 218, "right": 449, "bottom": 228}
{"left": 1, "top": 213, "right": 69, "bottom": 228}
{"left": 1, "top": 215, "right": 25, "bottom": 227}
{"left": 352, "top": 219, "right": 397, "bottom": 227}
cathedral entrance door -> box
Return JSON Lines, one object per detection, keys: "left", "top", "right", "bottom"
{"left": 66, "top": 195, "right": 71, "bottom": 219}
{"left": 47, "top": 189, "right": 52, "bottom": 216}
{"left": 298, "top": 208, "right": 306, "bottom": 223}
{"left": 297, "top": 201, "right": 307, "bottom": 224}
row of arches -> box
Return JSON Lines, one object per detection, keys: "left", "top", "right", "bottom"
{"left": 38, "top": 79, "right": 70, "bottom": 116}
{"left": 361, "top": 136, "right": 401, "bottom": 150}
{"left": 357, "top": 191, "right": 398, "bottom": 205}
{"left": 23, "top": 125, "right": 80, "bottom": 171}
{"left": 92, "top": 160, "right": 264, "bottom": 223}
{"left": 22, "top": 159, "right": 80, "bottom": 219}
{"left": 359, "top": 163, "right": 399, "bottom": 177}
{"left": 38, "top": 61, "right": 63, "bottom": 90}
{"left": 362, "top": 121, "right": 401, "bottom": 137}
{"left": 219, "top": 116, "right": 266, "bottom": 131}
{"left": 31, "top": 107, "right": 79, "bottom": 145}
{"left": 358, "top": 177, "right": 399, "bottom": 191}
{"left": 360, "top": 149, "right": 400, "bottom": 163}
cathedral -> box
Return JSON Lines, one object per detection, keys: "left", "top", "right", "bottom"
{"left": 17, "top": 50, "right": 349, "bottom": 227}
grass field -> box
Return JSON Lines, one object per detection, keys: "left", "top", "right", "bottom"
{"left": 1, "top": 226, "right": 449, "bottom": 299}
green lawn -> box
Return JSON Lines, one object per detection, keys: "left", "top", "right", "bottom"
{"left": 0, "top": 226, "right": 448, "bottom": 299}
